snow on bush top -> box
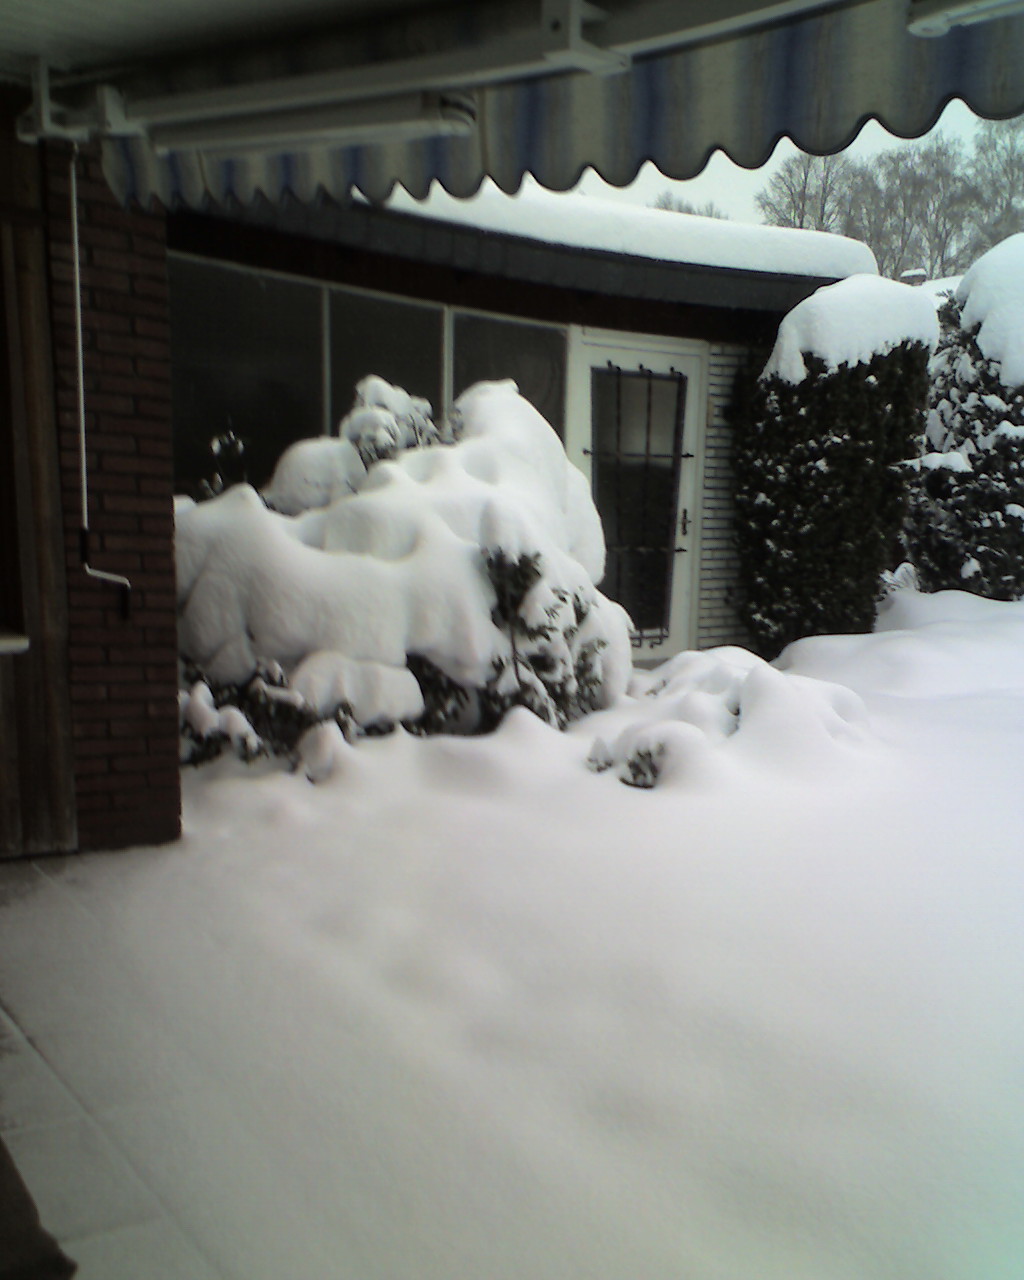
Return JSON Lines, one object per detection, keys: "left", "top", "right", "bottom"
{"left": 956, "top": 233, "right": 1024, "bottom": 389}
{"left": 760, "top": 274, "right": 940, "bottom": 384}
{"left": 261, "top": 375, "right": 442, "bottom": 515}
{"left": 388, "top": 177, "right": 878, "bottom": 280}
{"left": 175, "top": 379, "right": 631, "bottom": 722}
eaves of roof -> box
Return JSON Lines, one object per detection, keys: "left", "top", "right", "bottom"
{"left": 189, "top": 193, "right": 838, "bottom": 316}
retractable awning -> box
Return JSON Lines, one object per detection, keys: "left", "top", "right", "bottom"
{"left": 8, "top": 0, "right": 1024, "bottom": 208}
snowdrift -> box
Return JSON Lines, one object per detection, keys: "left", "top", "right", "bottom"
{"left": 176, "top": 379, "right": 632, "bottom": 763}
{"left": 588, "top": 645, "right": 871, "bottom": 789}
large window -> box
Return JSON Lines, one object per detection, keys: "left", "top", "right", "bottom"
{"left": 170, "top": 258, "right": 322, "bottom": 494}
{"left": 329, "top": 290, "right": 443, "bottom": 427}
{"left": 453, "top": 312, "right": 566, "bottom": 438}
{"left": 168, "top": 258, "right": 712, "bottom": 654}
{"left": 169, "top": 256, "right": 568, "bottom": 496}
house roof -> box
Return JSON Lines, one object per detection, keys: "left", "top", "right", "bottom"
{"left": 385, "top": 179, "right": 878, "bottom": 280}
{"left": 4, "top": 1, "right": 1024, "bottom": 208}
{"left": 169, "top": 189, "right": 859, "bottom": 333}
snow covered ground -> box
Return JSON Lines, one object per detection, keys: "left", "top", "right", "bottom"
{"left": 2, "top": 589, "right": 1024, "bottom": 1280}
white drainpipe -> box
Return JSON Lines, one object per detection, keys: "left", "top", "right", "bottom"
{"left": 69, "top": 144, "right": 132, "bottom": 617}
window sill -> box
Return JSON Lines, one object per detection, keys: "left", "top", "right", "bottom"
{"left": 0, "top": 630, "right": 29, "bottom": 656}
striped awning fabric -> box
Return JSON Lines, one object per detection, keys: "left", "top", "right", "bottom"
{"left": 102, "top": 0, "right": 1024, "bottom": 209}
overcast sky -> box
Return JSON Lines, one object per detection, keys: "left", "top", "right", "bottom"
{"left": 571, "top": 98, "right": 983, "bottom": 223}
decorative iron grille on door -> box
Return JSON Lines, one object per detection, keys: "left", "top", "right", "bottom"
{"left": 590, "top": 363, "right": 689, "bottom": 647}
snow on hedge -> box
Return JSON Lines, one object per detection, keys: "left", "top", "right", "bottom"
{"left": 761, "top": 274, "right": 940, "bottom": 384}
{"left": 955, "top": 232, "right": 1024, "bottom": 389}
{"left": 176, "top": 379, "right": 632, "bottom": 752}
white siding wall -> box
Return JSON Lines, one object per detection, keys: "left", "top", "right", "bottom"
{"left": 696, "top": 342, "right": 752, "bottom": 650}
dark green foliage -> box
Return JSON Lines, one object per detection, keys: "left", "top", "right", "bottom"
{"left": 485, "top": 549, "right": 549, "bottom": 638}
{"left": 404, "top": 653, "right": 471, "bottom": 734}
{"left": 571, "top": 632, "right": 609, "bottom": 719}
{"left": 180, "top": 659, "right": 336, "bottom": 768}
{"left": 242, "top": 674, "right": 335, "bottom": 752}
{"left": 621, "top": 746, "right": 662, "bottom": 789}
{"left": 733, "top": 342, "right": 931, "bottom": 658}
{"left": 905, "top": 443, "right": 1024, "bottom": 597}
{"left": 482, "top": 549, "right": 607, "bottom": 729}
{"left": 903, "top": 294, "right": 1024, "bottom": 598}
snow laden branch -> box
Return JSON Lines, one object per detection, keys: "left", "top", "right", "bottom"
{"left": 176, "top": 378, "right": 632, "bottom": 775}
{"left": 903, "top": 234, "right": 1024, "bottom": 597}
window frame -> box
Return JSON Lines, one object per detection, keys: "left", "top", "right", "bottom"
{"left": 168, "top": 250, "right": 568, "bottom": 433}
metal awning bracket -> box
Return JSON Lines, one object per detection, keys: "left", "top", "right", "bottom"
{"left": 17, "top": 62, "right": 92, "bottom": 143}
{"left": 17, "top": 61, "right": 144, "bottom": 145}
{"left": 541, "top": 0, "right": 630, "bottom": 74}
{"left": 908, "top": 0, "right": 1024, "bottom": 37}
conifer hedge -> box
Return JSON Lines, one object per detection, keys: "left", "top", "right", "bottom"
{"left": 902, "top": 294, "right": 1024, "bottom": 598}
{"left": 732, "top": 342, "right": 931, "bottom": 658}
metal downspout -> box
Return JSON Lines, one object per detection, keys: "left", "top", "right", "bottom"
{"left": 69, "top": 144, "right": 132, "bottom": 618}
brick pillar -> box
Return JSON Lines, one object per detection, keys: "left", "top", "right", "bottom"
{"left": 43, "top": 141, "right": 180, "bottom": 852}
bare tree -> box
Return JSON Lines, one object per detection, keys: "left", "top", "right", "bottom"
{"left": 910, "top": 135, "right": 977, "bottom": 276}
{"left": 756, "top": 134, "right": 980, "bottom": 278}
{"left": 842, "top": 149, "right": 931, "bottom": 277}
{"left": 965, "top": 117, "right": 1024, "bottom": 259}
{"left": 650, "top": 191, "right": 728, "bottom": 218}
{"left": 755, "top": 152, "right": 853, "bottom": 232}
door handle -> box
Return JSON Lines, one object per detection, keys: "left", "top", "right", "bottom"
{"left": 679, "top": 508, "right": 690, "bottom": 536}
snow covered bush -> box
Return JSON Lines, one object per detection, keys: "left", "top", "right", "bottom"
{"left": 587, "top": 645, "right": 870, "bottom": 789}
{"left": 176, "top": 378, "right": 632, "bottom": 770}
{"left": 733, "top": 275, "right": 937, "bottom": 657}
{"left": 902, "top": 236, "right": 1024, "bottom": 599}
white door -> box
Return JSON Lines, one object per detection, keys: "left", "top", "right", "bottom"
{"left": 567, "top": 330, "right": 706, "bottom": 661}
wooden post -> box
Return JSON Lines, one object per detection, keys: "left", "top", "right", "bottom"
{"left": 0, "top": 93, "right": 77, "bottom": 857}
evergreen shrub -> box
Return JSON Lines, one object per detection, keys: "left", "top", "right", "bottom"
{"left": 179, "top": 553, "right": 609, "bottom": 767}
{"left": 177, "top": 377, "right": 622, "bottom": 769}
{"left": 903, "top": 294, "right": 1024, "bottom": 598}
{"left": 732, "top": 342, "right": 931, "bottom": 658}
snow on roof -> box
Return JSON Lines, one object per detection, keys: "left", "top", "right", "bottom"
{"left": 956, "top": 233, "right": 1024, "bottom": 389}
{"left": 386, "top": 177, "right": 878, "bottom": 281}
{"left": 760, "top": 274, "right": 941, "bottom": 383}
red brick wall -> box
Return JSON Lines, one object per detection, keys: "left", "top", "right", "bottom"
{"left": 43, "top": 142, "right": 180, "bottom": 852}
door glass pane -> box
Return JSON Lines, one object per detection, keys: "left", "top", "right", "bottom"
{"left": 169, "top": 258, "right": 322, "bottom": 495}
{"left": 453, "top": 313, "right": 566, "bottom": 438}
{"left": 330, "top": 290, "right": 442, "bottom": 427}
{"left": 591, "top": 366, "right": 686, "bottom": 637}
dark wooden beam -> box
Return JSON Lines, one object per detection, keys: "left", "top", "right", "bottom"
{"left": 0, "top": 108, "right": 77, "bottom": 858}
